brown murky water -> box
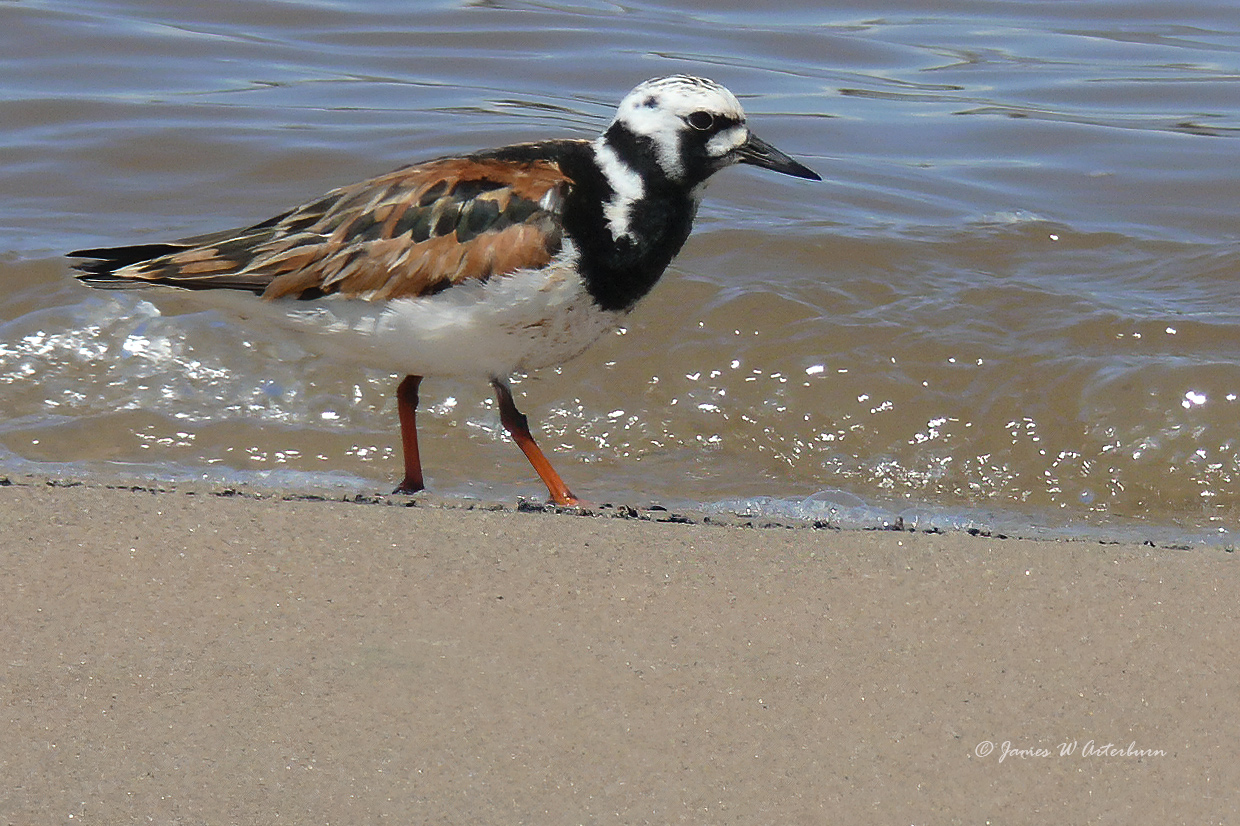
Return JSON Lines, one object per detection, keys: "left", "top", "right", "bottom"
{"left": 3, "top": 0, "right": 1239, "bottom": 542}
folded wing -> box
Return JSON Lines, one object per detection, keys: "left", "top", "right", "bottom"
{"left": 71, "top": 151, "right": 576, "bottom": 302}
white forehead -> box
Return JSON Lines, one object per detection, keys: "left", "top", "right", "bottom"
{"left": 613, "top": 75, "right": 747, "bottom": 133}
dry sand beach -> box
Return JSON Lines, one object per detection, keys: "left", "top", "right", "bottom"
{"left": 2, "top": 478, "right": 1237, "bottom": 824}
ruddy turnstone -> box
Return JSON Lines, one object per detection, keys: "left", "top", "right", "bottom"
{"left": 70, "top": 75, "right": 819, "bottom": 505}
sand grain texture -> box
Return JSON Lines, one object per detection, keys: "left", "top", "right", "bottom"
{"left": 2, "top": 482, "right": 1236, "bottom": 824}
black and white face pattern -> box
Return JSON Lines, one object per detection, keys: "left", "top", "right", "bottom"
{"left": 592, "top": 76, "right": 751, "bottom": 241}
{"left": 609, "top": 75, "right": 750, "bottom": 183}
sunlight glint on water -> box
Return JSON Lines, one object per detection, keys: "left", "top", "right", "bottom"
{"left": 1, "top": 1, "right": 1239, "bottom": 543}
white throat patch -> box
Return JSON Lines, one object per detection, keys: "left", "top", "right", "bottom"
{"left": 592, "top": 138, "right": 645, "bottom": 242}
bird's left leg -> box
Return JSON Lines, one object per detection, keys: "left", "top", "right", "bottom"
{"left": 394, "top": 374, "right": 425, "bottom": 494}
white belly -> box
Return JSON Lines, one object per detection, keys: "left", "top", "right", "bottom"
{"left": 271, "top": 254, "right": 621, "bottom": 379}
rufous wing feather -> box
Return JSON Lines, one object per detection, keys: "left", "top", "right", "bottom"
{"left": 71, "top": 150, "right": 578, "bottom": 302}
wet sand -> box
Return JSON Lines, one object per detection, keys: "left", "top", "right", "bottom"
{"left": 2, "top": 478, "right": 1236, "bottom": 823}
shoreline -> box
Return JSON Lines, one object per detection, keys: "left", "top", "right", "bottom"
{"left": 3, "top": 477, "right": 1237, "bottom": 822}
{"left": 1, "top": 467, "right": 1233, "bottom": 550}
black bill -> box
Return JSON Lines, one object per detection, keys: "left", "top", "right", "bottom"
{"left": 736, "top": 132, "right": 821, "bottom": 181}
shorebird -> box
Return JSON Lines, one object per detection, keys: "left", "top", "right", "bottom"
{"left": 70, "top": 75, "right": 819, "bottom": 505}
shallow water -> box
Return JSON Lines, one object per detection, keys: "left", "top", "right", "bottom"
{"left": 2, "top": 0, "right": 1239, "bottom": 543}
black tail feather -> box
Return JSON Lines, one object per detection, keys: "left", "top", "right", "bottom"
{"left": 68, "top": 243, "right": 188, "bottom": 280}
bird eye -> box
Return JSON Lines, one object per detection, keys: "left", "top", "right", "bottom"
{"left": 686, "top": 111, "right": 716, "bottom": 131}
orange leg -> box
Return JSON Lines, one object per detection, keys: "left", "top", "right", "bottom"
{"left": 394, "top": 374, "right": 425, "bottom": 494}
{"left": 491, "top": 379, "right": 579, "bottom": 506}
